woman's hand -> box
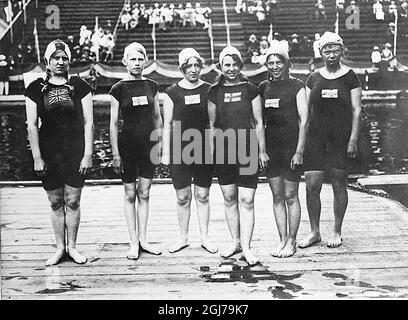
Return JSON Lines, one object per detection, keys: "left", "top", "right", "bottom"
{"left": 347, "top": 139, "right": 358, "bottom": 159}
{"left": 291, "top": 152, "right": 303, "bottom": 170}
{"left": 34, "top": 158, "right": 47, "bottom": 177}
{"left": 79, "top": 154, "right": 93, "bottom": 175}
{"left": 112, "top": 155, "right": 123, "bottom": 174}
{"left": 259, "top": 151, "right": 269, "bottom": 170}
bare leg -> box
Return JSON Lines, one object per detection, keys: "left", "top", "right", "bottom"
{"left": 268, "top": 177, "right": 288, "bottom": 257}
{"left": 64, "top": 185, "right": 87, "bottom": 264}
{"left": 298, "top": 171, "right": 324, "bottom": 248}
{"left": 137, "top": 177, "right": 161, "bottom": 255}
{"left": 279, "top": 179, "right": 301, "bottom": 257}
{"left": 194, "top": 185, "right": 218, "bottom": 253}
{"left": 219, "top": 184, "right": 241, "bottom": 257}
{"left": 169, "top": 186, "right": 192, "bottom": 253}
{"left": 5, "top": 81, "right": 9, "bottom": 95}
{"left": 123, "top": 182, "right": 139, "bottom": 259}
{"left": 239, "top": 186, "right": 258, "bottom": 265}
{"left": 45, "top": 188, "right": 66, "bottom": 266}
{"left": 0, "top": 82, "right": 4, "bottom": 95}
{"left": 327, "top": 168, "right": 348, "bottom": 248}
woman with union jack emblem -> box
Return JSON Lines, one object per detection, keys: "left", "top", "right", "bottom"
{"left": 25, "top": 39, "right": 94, "bottom": 266}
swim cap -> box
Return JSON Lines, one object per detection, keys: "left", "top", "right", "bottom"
{"left": 318, "top": 32, "right": 344, "bottom": 51}
{"left": 44, "top": 39, "right": 71, "bottom": 62}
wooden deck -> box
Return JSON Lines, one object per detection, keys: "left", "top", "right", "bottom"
{"left": 1, "top": 182, "right": 408, "bottom": 300}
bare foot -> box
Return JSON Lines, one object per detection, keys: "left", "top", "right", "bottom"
{"left": 270, "top": 240, "right": 287, "bottom": 257}
{"left": 127, "top": 245, "right": 139, "bottom": 260}
{"left": 67, "top": 247, "right": 87, "bottom": 264}
{"left": 298, "top": 233, "right": 321, "bottom": 249}
{"left": 327, "top": 233, "right": 342, "bottom": 248}
{"left": 278, "top": 239, "right": 297, "bottom": 258}
{"left": 220, "top": 243, "right": 242, "bottom": 258}
{"left": 169, "top": 239, "right": 190, "bottom": 253}
{"left": 201, "top": 239, "right": 218, "bottom": 254}
{"left": 45, "top": 248, "right": 66, "bottom": 266}
{"left": 242, "top": 248, "right": 259, "bottom": 266}
{"left": 140, "top": 242, "right": 162, "bottom": 255}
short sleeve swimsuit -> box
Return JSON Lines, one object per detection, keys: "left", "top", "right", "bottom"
{"left": 208, "top": 81, "right": 259, "bottom": 189}
{"left": 304, "top": 69, "right": 361, "bottom": 171}
{"left": 165, "top": 81, "right": 213, "bottom": 190}
{"left": 24, "top": 76, "right": 93, "bottom": 191}
{"left": 109, "top": 78, "right": 159, "bottom": 182}
{"left": 258, "top": 76, "right": 304, "bottom": 181}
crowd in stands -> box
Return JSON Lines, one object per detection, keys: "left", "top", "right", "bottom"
{"left": 65, "top": 25, "right": 116, "bottom": 65}
{"left": 371, "top": 42, "right": 399, "bottom": 69}
{"left": 235, "top": 0, "right": 278, "bottom": 23}
{"left": 245, "top": 32, "right": 321, "bottom": 64}
{"left": 120, "top": 1, "right": 212, "bottom": 31}
{"left": 372, "top": 0, "right": 408, "bottom": 21}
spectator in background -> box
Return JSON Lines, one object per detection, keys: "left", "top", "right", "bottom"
{"left": 161, "top": 3, "right": 173, "bottom": 30}
{"left": 313, "top": 33, "right": 322, "bottom": 62}
{"left": 259, "top": 36, "right": 270, "bottom": 64}
{"left": 103, "top": 32, "right": 115, "bottom": 63}
{"left": 373, "top": 0, "right": 384, "bottom": 21}
{"left": 382, "top": 42, "right": 397, "bottom": 69}
{"left": 130, "top": 3, "right": 140, "bottom": 28}
{"left": 371, "top": 45, "right": 382, "bottom": 68}
{"left": 246, "top": 34, "right": 259, "bottom": 63}
{"left": 235, "top": 0, "right": 247, "bottom": 13}
{"left": 300, "top": 35, "right": 313, "bottom": 57}
{"left": 183, "top": 3, "right": 196, "bottom": 28}
{"left": 289, "top": 33, "right": 300, "bottom": 57}
{"left": 389, "top": 1, "right": 398, "bottom": 19}
{"left": 0, "top": 54, "right": 10, "bottom": 96}
{"left": 121, "top": 8, "right": 132, "bottom": 30}
{"left": 203, "top": 5, "right": 212, "bottom": 30}
{"left": 66, "top": 35, "right": 76, "bottom": 52}
{"left": 255, "top": 1, "right": 266, "bottom": 22}
{"left": 336, "top": 0, "right": 345, "bottom": 11}
{"left": 79, "top": 25, "right": 92, "bottom": 46}
{"left": 174, "top": 4, "right": 185, "bottom": 28}
{"left": 402, "top": 1, "right": 408, "bottom": 18}
{"left": 315, "top": 0, "right": 327, "bottom": 21}
{"left": 195, "top": 3, "right": 206, "bottom": 27}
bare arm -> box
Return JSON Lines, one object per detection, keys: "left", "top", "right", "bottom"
{"left": 291, "top": 87, "right": 308, "bottom": 169}
{"left": 79, "top": 92, "right": 94, "bottom": 175}
{"left": 161, "top": 93, "right": 174, "bottom": 165}
{"left": 207, "top": 100, "right": 217, "bottom": 158}
{"left": 152, "top": 92, "right": 163, "bottom": 163}
{"left": 348, "top": 86, "right": 362, "bottom": 159}
{"left": 25, "top": 96, "right": 46, "bottom": 177}
{"left": 109, "top": 95, "right": 122, "bottom": 174}
{"left": 251, "top": 95, "right": 269, "bottom": 169}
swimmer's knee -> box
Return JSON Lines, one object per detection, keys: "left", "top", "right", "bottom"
{"left": 49, "top": 198, "right": 64, "bottom": 211}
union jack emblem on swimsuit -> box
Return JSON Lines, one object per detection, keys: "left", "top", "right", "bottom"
{"left": 48, "top": 88, "right": 71, "bottom": 105}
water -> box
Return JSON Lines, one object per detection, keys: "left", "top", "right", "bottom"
{"left": 1, "top": 101, "right": 408, "bottom": 182}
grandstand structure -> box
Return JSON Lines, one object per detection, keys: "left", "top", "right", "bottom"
{"left": 1, "top": 0, "right": 408, "bottom": 89}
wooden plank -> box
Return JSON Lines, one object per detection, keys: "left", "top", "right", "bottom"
{"left": 2, "top": 183, "right": 408, "bottom": 299}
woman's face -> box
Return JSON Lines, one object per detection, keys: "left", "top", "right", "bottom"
{"left": 221, "top": 55, "right": 241, "bottom": 82}
{"left": 48, "top": 50, "right": 69, "bottom": 76}
{"left": 321, "top": 44, "right": 342, "bottom": 68}
{"left": 183, "top": 57, "right": 201, "bottom": 82}
{"left": 124, "top": 50, "right": 146, "bottom": 76}
{"left": 266, "top": 54, "right": 287, "bottom": 80}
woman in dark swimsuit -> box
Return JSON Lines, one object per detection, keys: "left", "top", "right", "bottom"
{"left": 25, "top": 40, "right": 94, "bottom": 266}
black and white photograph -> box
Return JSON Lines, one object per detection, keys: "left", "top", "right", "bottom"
{"left": 1, "top": 0, "right": 408, "bottom": 303}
